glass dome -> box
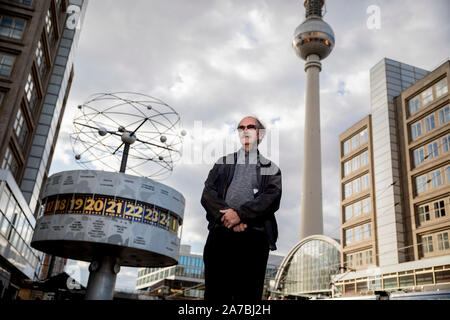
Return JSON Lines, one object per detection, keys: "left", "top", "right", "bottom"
{"left": 273, "top": 235, "right": 341, "bottom": 298}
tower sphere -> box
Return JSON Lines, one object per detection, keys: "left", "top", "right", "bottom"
{"left": 293, "top": 17, "right": 335, "bottom": 61}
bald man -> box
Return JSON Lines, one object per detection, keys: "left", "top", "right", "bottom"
{"left": 201, "top": 116, "right": 282, "bottom": 301}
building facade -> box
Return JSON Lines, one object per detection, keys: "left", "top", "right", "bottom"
{"left": 333, "top": 58, "right": 450, "bottom": 298}
{"left": 395, "top": 61, "right": 449, "bottom": 261}
{"left": 339, "top": 116, "right": 378, "bottom": 271}
{"left": 0, "top": 0, "right": 87, "bottom": 299}
{"left": 136, "top": 245, "right": 205, "bottom": 299}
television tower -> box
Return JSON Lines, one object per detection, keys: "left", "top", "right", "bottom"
{"left": 293, "top": 0, "right": 335, "bottom": 240}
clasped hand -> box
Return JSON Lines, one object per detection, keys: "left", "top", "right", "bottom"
{"left": 220, "top": 208, "right": 247, "bottom": 232}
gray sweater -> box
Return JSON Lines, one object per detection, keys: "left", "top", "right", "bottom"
{"left": 225, "top": 148, "right": 259, "bottom": 211}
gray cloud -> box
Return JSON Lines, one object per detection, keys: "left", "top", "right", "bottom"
{"left": 50, "top": 0, "right": 450, "bottom": 290}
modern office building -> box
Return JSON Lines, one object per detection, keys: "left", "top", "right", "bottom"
{"left": 333, "top": 58, "right": 449, "bottom": 298}
{"left": 136, "top": 245, "right": 205, "bottom": 300}
{"left": 271, "top": 235, "right": 341, "bottom": 299}
{"left": 0, "top": 0, "right": 87, "bottom": 299}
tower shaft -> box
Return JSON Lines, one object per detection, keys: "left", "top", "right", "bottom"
{"left": 300, "top": 54, "right": 324, "bottom": 240}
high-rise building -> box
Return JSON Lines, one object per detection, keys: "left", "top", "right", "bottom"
{"left": 0, "top": 0, "right": 87, "bottom": 299}
{"left": 333, "top": 58, "right": 449, "bottom": 298}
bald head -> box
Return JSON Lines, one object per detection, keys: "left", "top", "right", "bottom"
{"left": 237, "top": 116, "right": 265, "bottom": 151}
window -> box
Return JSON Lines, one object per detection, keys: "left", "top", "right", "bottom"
{"left": 344, "top": 183, "right": 352, "bottom": 198}
{"left": 1, "top": 146, "right": 18, "bottom": 176}
{"left": 354, "top": 226, "right": 362, "bottom": 241}
{"left": 411, "top": 121, "right": 422, "bottom": 139}
{"left": 13, "top": 107, "right": 28, "bottom": 148}
{"left": 345, "top": 229, "right": 353, "bottom": 245}
{"left": 439, "top": 105, "right": 450, "bottom": 125}
{"left": 361, "top": 174, "right": 370, "bottom": 190}
{"left": 366, "top": 250, "right": 373, "bottom": 265}
{"left": 409, "top": 96, "right": 420, "bottom": 115}
{"left": 418, "top": 205, "right": 431, "bottom": 223}
{"left": 363, "top": 223, "right": 372, "bottom": 239}
{"left": 416, "top": 175, "right": 428, "bottom": 194}
{"left": 345, "top": 206, "right": 352, "bottom": 221}
{"left": 427, "top": 141, "right": 439, "bottom": 159}
{"left": 361, "top": 151, "right": 369, "bottom": 167}
{"left": 35, "top": 40, "right": 47, "bottom": 78}
{"left": 362, "top": 198, "right": 371, "bottom": 214}
{"left": 437, "top": 232, "right": 450, "bottom": 251}
{"left": 443, "top": 135, "right": 450, "bottom": 153}
{"left": 435, "top": 78, "right": 448, "bottom": 98}
{"left": 430, "top": 169, "right": 442, "bottom": 188}
{"left": 351, "top": 135, "right": 359, "bottom": 150}
{"left": 0, "top": 53, "right": 15, "bottom": 77}
{"left": 343, "top": 140, "right": 350, "bottom": 155}
{"left": 434, "top": 200, "right": 445, "bottom": 219}
{"left": 354, "top": 201, "right": 361, "bottom": 217}
{"left": 425, "top": 114, "right": 436, "bottom": 132}
{"left": 24, "top": 73, "right": 37, "bottom": 111}
{"left": 421, "top": 87, "right": 433, "bottom": 106}
{"left": 352, "top": 156, "right": 360, "bottom": 171}
{"left": 45, "top": 10, "right": 55, "bottom": 47}
{"left": 360, "top": 129, "right": 368, "bottom": 145}
{"left": 446, "top": 166, "right": 450, "bottom": 183}
{"left": 344, "top": 161, "right": 351, "bottom": 176}
{"left": 414, "top": 148, "right": 425, "bottom": 166}
{"left": 422, "top": 235, "right": 434, "bottom": 254}
{"left": 0, "top": 16, "right": 26, "bottom": 39}
{"left": 356, "top": 252, "right": 363, "bottom": 266}
{"left": 353, "top": 179, "right": 361, "bottom": 194}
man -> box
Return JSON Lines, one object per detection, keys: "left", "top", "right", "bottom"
{"left": 201, "top": 116, "right": 282, "bottom": 301}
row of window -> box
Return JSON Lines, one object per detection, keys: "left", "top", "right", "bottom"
{"left": 339, "top": 268, "right": 450, "bottom": 294}
{"left": 409, "top": 78, "right": 448, "bottom": 116}
{"left": 179, "top": 255, "right": 204, "bottom": 268}
{"left": 137, "top": 256, "right": 205, "bottom": 279}
{"left": 343, "top": 129, "right": 368, "bottom": 156}
{"left": 9, "top": 0, "right": 33, "bottom": 6}
{"left": 344, "top": 197, "right": 371, "bottom": 222}
{"left": 415, "top": 165, "right": 450, "bottom": 195}
{"left": 421, "top": 230, "right": 450, "bottom": 257}
{"left": 346, "top": 249, "right": 373, "bottom": 270}
{"left": 411, "top": 105, "right": 449, "bottom": 140}
{"left": 345, "top": 222, "right": 372, "bottom": 246}
{"left": 137, "top": 265, "right": 205, "bottom": 287}
{"left": 343, "top": 151, "right": 369, "bottom": 177}
{"left": 417, "top": 197, "right": 448, "bottom": 225}
{"left": 413, "top": 134, "right": 450, "bottom": 167}
{"left": 344, "top": 174, "right": 370, "bottom": 199}
{"left": 0, "top": 186, "right": 38, "bottom": 268}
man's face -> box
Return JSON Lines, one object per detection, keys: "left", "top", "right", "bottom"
{"left": 238, "top": 117, "right": 259, "bottom": 149}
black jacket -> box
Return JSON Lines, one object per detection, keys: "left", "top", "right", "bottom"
{"left": 201, "top": 150, "right": 282, "bottom": 250}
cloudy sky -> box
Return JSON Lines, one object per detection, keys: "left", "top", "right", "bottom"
{"left": 49, "top": 0, "right": 450, "bottom": 290}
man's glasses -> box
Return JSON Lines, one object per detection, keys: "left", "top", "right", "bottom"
{"left": 237, "top": 124, "right": 257, "bottom": 131}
